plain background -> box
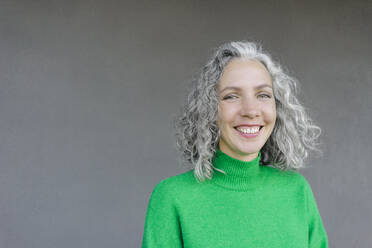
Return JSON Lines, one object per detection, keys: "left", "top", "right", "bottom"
{"left": 1, "top": 0, "right": 371, "bottom": 247}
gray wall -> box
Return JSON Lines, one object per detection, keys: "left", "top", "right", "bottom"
{"left": 1, "top": 0, "right": 371, "bottom": 247}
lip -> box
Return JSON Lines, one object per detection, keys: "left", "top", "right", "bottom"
{"left": 235, "top": 124, "right": 263, "bottom": 128}
{"left": 234, "top": 125, "right": 263, "bottom": 138}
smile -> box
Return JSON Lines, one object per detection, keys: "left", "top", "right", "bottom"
{"left": 236, "top": 126, "right": 260, "bottom": 134}
{"left": 234, "top": 126, "right": 263, "bottom": 137}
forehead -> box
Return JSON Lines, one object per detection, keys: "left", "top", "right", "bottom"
{"left": 218, "top": 59, "right": 272, "bottom": 89}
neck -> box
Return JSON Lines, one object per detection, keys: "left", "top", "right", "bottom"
{"left": 218, "top": 144, "right": 259, "bottom": 162}
{"left": 211, "top": 148, "right": 265, "bottom": 191}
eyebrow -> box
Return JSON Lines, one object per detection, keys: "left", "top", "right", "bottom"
{"left": 219, "top": 84, "right": 273, "bottom": 93}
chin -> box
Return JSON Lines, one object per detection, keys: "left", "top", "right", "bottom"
{"left": 236, "top": 143, "right": 264, "bottom": 154}
{"left": 237, "top": 149, "right": 260, "bottom": 156}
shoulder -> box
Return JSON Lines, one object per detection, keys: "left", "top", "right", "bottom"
{"left": 148, "top": 170, "right": 198, "bottom": 204}
{"left": 153, "top": 170, "right": 196, "bottom": 191}
{"left": 260, "top": 165, "right": 310, "bottom": 189}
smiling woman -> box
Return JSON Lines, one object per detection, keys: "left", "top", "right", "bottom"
{"left": 217, "top": 59, "right": 277, "bottom": 162}
{"left": 142, "top": 41, "right": 328, "bottom": 247}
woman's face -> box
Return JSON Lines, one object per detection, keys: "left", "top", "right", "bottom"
{"left": 217, "top": 59, "right": 276, "bottom": 161}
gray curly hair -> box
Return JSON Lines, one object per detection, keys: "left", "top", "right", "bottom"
{"left": 175, "top": 41, "right": 321, "bottom": 182}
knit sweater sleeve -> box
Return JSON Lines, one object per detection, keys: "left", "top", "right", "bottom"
{"left": 142, "top": 179, "right": 183, "bottom": 248}
{"left": 304, "top": 179, "right": 329, "bottom": 248}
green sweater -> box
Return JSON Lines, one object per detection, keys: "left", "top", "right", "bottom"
{"left": 142, "top": 150, "right": 328, "bottom": 247}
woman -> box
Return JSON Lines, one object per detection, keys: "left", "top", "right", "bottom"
{"left": 142, "top": 41, "right": 328, "bottom": 247}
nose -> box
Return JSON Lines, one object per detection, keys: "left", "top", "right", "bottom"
{"left": 240, "top": 97, "right": 260, "bottom": 118}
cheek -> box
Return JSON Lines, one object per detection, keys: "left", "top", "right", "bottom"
{"left": 217, "top": 105, "right": 234, "bottom": 130}
{"left": 264, "top": 103, "right": 276, "bottom": 122}
{"left": 217, "top": 104, "right": 225, "bottom": 119}
{"left": 219, "top": 103, "right": 238, "bottom": 118}
{"left": 271, "top": 108, "right": 277, "bottom": 122}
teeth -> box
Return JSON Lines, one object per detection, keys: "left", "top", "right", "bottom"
{"left": 236, "top": 126, "right": 260, "bottom": 134}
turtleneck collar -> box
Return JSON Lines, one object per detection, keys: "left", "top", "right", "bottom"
{"left": 211, "top": 148, "right": 266, "bottom": 191}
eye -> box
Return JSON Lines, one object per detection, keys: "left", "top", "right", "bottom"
{"left": 258, "top": 93, "right": 272, "bottom": 99}
{"left": 222, "top": 94, "right": 238, "bottom": 100}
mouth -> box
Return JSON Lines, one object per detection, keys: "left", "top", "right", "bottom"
{"left": 234, "top": 125, "right": 263, "bottom": 136}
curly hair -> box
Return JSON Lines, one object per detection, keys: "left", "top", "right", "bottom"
{"left": 174, "top": 41, "right": 321, "bottom": 182}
